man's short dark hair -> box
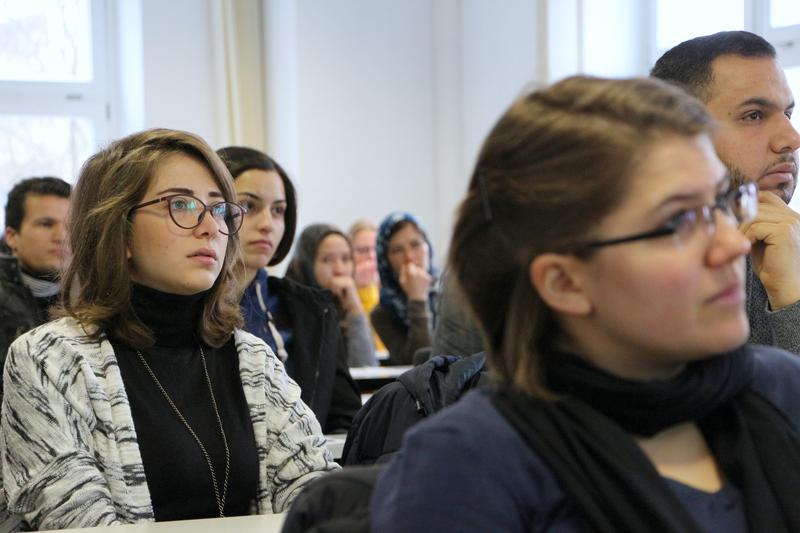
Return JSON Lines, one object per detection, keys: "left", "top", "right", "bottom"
{"left": 5, "top": 176, "right": 71, "bottom": 231}
{"left": 650, "top": 30, "right": 776, "bottom": 101}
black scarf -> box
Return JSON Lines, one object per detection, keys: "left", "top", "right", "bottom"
{"left": 491, "top": 347, "right": 800, "bottom": 533}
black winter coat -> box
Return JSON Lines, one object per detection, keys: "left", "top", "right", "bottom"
{"left": 0, "top": 255, "right": 50, "bottom": 370}
{"left": 341, "top": 352, "right": 487, "bottom": 465}
{"left": 269, "top": 276, "right": 361, "bottom": 433}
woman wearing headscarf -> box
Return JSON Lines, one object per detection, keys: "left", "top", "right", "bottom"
{"left": 371, "top": 212, "right": 436, "bottom": 365}
{"left": 286, "top": 224, "right": 377, "bottom": 367}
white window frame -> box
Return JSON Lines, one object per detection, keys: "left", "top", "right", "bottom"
{"left": 647, "top": 0, "right": 800, "bottom": 69}
{"left": 756, "top": 1, "right": 800, "bottom": 66}
{"left": 0, "top": 0, "right": 112, "bottom": 155}
{"left": 645, "top": 0, "right": 760, "bottom": 68}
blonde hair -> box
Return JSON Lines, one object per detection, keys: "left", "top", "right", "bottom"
{"left": 348, "top": 219, "right": 377, "bottom": 241}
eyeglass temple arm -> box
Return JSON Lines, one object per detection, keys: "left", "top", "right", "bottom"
{"left": 584, "top": 226, "right": 676, "bottom": 249}
{"left": 129, "top": 197, "right": 168, "bottom": 213}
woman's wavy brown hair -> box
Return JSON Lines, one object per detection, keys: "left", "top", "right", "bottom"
{"left": 449, "top": 76, "right": 714, "bottom": 397}
{"left": 58, "top": 128, "right": 243, "bottom": 348}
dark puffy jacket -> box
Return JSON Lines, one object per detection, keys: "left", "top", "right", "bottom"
{"left": 281, "top": 464, "right": 383, "bottom": 533}
{"left": 341, "top": 352, "right": 487, "bottom": 465}
{"left": 242, "top": 274, "right": 361, "bottom": 433}
{"left": 0, "top": 255, "right": 48, "bottom": 370}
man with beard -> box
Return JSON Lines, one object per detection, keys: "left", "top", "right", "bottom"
{"left": 652, "top": 30, "right": 800, "bottom": 353}
{"left": 1, "top": 177, "right": 71, "bottom": 367}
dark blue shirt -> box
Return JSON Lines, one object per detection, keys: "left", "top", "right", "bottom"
{"left": 240, "top": 269, "right": 295, "bottom": 375}
{"left": 370, "top": 345, "right": 800, "bottom": 532}
{"left": 240, "top": 269, "right": 279, "bottom": 353}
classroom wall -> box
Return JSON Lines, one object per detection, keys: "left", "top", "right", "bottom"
{"left": 144, "top": 0, "right": 225, "bottom": 146}
{"left": 113, "top": 0, "right": 542, "bottom": 267}
{"left": 280, "top": 0, "right": 439, "bottom": 254}
{"left": 261, "top": 0, "right": 541, "bottom": 265}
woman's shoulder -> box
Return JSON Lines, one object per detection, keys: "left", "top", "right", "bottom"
{"left": 401, "top": 388, "right": 548, "bottom": 468}
{"left": 371, "top": 388, "right": 579, "bottom": 531}
{"left": 5, "top": 318, "right": 114, "bottom": 401}
{"left": 233, "top": 328, "right": 286, "bottom": 372}
{"left": 408, "top": 388, "right": 514, "bottom": 438}
{"left": 233, "top": 327, "right": 271, "bottom": 354}
{"left": 748, "top": 344, "right": 800, "bottom": 428}
{"left": 233, "top": 329, "right": 302, "bottom": 387}
{"left": 9, "top": 316, "right": 102, "bottom": 359}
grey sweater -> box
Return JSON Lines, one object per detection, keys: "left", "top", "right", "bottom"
{"left": 344, "top": 313, "right": 378, "bottom": 367}
{"left": 746, "top": 257, "right": 800, "bottom": 355}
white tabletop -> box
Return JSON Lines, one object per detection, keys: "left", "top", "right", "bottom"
{"left": 324, "top": 433, "right": 348, "bottom": 460}
{"left": 348, "top": 365, "right": 413, "bottom": 380}
{"left": 54, "top": 513, "right": 286, "bottom": 533}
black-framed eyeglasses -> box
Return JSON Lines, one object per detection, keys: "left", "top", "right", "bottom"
{"left": 130, "top": 194, "right": 246, "bottom": 236}
{"left": 581, "top": 182, "right": 758, "bottom": 250}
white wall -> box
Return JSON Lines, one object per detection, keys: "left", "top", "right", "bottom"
{"left": 262, "top": 0, "right": 540, "bottom": 264}
{"left": 459, "top": 0, "right": 540, "bottom": 216}
{"left": 113, "top": 0, "right": 543, "bottom": 265}
{"left": 12, "top": 1, "right": 800, "bottom": 246}
{"left": 126, "top": 0, "right": 224, "bottom": 147}
{"left": 289, "top": 0, "right": 438, "bottom": 251}
{"left": 582, "top": 0, "right": 648, "bottom": 77}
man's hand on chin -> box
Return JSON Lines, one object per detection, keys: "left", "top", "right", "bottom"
{"left": 741, "top": 190, "right": 800, "bottom": 310}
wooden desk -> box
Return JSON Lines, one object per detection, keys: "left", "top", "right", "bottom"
{"left": 54, "top": 513, "right": 286, "bottom": 533}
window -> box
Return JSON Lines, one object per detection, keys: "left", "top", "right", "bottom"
{"left": 0, "top": 1, "right": 94, "bottom": 82}
{"left": 787, "top": 66, "right": 800, "bottom": 128}
{"left": 759, "top": 0, "right": 800, "bottom": 210}
{"left": 0, "top": 0, "right": 109, "bottom": 229}
{"left": 761, "top": 0, "right": 800, "bottom": 66}
{"left": 655, "top": 0, "right": 746, "bottom": 55}
{"left": 771, "top": 0, "right": 800, "bottom": 28}
{"left": 784, "top": 65, "right": 800, "bottom": 211}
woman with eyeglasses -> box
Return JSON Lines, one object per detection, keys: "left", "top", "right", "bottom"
{"left": 0, "top": 129, "right": 337, "bottom": 530}
{"left": 216, "top": 146, "right": 361, "bottom": 434}
{"left": 372, "top": 212, "right": 437, "bottom": 365}
{"left": 370, "top": 77, "right": 800, "bottom": 532}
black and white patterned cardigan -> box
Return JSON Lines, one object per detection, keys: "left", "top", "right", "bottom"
{"left": 0, "top": 317, "right": 338, "bottom": 530}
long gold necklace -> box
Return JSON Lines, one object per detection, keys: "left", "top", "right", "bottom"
{"left": 136, "top": 344, "right": 231, "bottom": 517}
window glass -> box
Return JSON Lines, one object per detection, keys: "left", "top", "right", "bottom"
{"left": 656, "top": 0, "right": 744, "bottom": 52}
{"left": 0, "top": 115, "right": 93, "bottom": 227}
{"left": 787, "top": 65, "right": 800, "bottom": 129}
{"left": 785, "top": 66, "right": 800, "bottom": 212}
{"left": 0, "top": 0, "right": 93, "bottom": 83}
{"left": 771, "top": 0, "right": 800, "bottom": 29}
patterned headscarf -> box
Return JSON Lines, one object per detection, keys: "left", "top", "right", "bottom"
{"left": 376, "top": 212, "right": 436, "bottom": 326}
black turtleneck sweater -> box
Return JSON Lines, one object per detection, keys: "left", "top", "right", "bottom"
{"left": 110, "top": 285, "right": 258, "bottom": 521}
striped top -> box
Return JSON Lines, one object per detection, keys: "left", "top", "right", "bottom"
{"left": 0, "top": 317, "right": 338, "bottom": 530}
